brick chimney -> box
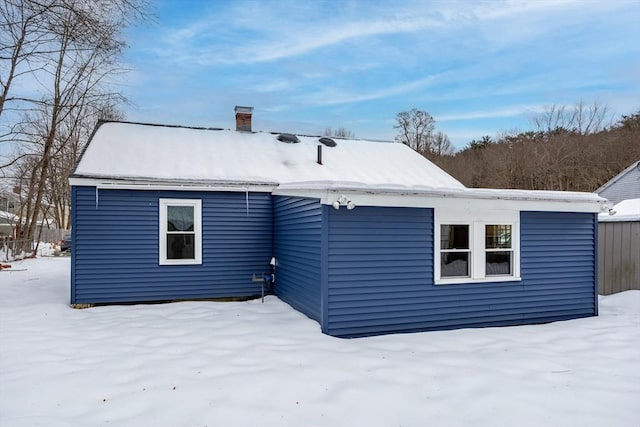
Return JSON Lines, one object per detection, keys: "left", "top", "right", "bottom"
{"left": 234, "top": 106, "right": 253, "bottom": 132}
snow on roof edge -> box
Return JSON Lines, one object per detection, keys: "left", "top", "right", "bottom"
{"left": 599, "top": 214, "right": 640, "bottom": 222}
{"left": 598, "top": 198, "right": 640, "bottom": 222}
{"left": 277, "top": 181, "right": 607, "bottom": 204}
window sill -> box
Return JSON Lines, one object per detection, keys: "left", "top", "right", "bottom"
{"left": 159, "top": 260, "right": 202, "bottom": 266}
{"left": 435, "top": 276, "right": 522, "bottom": 285}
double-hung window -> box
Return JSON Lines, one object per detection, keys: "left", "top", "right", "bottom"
{"left": 485, "top": 224, "right": 513, "bottom": 276}
{"left": 159, "top": 199, "right": 202, "bottom": 265}
{"left": 440, "top": 224, "right": 471, "bottom": 278}
{"left": 435, "top": 210, "right": 520, "bottom": 284}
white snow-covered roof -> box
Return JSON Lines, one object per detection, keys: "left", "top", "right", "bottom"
{"left": 599, "top": 198, "right": 640, "bottom": 222}
{"left": 71, "top": 121, "right": 607, "bottom": 212}
{"left": 73, "top": 122, "right": 464, "bottom": 190}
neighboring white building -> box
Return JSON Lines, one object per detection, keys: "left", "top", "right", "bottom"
{"left": 596, "top": 160, "right": 640, "bottom": 205}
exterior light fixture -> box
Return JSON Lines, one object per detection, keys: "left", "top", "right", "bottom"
{"left": 332, "top": 195, "right": 355, "bottom": 211}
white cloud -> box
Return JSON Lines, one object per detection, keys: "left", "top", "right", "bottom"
{"left": 172, "top": 0, "right": 632, "bottom": 64}
{"left": 305, "top": 75, "right": 439, "bottom": 107}
{"left": 250, "top": 80, "right": 294, "bottom": 93}
{"left": 437, "top": 105, "right": 545, "bottom": 122}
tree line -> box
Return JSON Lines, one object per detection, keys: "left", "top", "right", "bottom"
{"left": 395, "top": 103, "right": 640, "bottom": 192}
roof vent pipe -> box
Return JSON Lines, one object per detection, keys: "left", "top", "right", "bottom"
{"left": 234, "top": 106, "right": 253, "bottom": 132}
{"left": 317, "top": 145, "right": 322, "bottom": 165}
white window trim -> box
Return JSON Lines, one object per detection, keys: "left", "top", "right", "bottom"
{"left": 159, "top": 199, "right": 202, "bottom": 265}
{"left": 434, "top": 209, "right": 521, "bottom": 285}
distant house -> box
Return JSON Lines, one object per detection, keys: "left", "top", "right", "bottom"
{"left": 0, "top": 187, "right": 18, "bottom": 215}
{"left": 0, "top": 210, "right": 16, "bottom": 237}
{"left": 596, "top": 160, "right": 640, "bottom": 205}
{"left": 0, "top": 188, "right": 18, "bottom": 237}
{"left": 0, "top": 184, "right": 65, "bottom": 241}
{"left": 69, "top": 107, "right": 607, "bottom": 337}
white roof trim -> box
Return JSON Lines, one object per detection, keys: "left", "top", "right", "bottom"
{"left": 70, "top": 177, "right": 276, "bottom": 193}
{"left": 273, "top": 185, "right": 608, "bottom": 213}
{"left": 70, "top": 178, "right": 609, "bottom": 213}
{"left": 71, "top": 177, "right": 608, "bottom": 213}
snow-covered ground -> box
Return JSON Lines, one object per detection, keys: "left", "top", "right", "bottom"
{"left": 1, "top": 258, "right": 638, "bottom": 427}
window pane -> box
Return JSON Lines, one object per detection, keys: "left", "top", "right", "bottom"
{"left": 167, "top": 234, "right": 195, "bottom": 259}
{"left": 440, "top": 225, "right": 469, "bottom": 250}
{"left": 485, "top": 225, "right": 512, "bottom": 249}
{"left": 167, "top": 206, "right": 194, "bottom": 232}
{"left": 486, "top": 251, "right": 512, "bottom": 275}
{"left": 441, "top": 252, "right": 470, "bottom": 277}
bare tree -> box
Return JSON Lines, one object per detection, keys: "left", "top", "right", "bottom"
{"left": 0, "top": 0, "right": 51, "bottom": 119}
{"left": 394, "top": 108, "right": 435, "bottom": 152}
{"left": 532, "top": 104, "right": 568, "bottom": 134}
{"left": 46, "top": 103, "right": 122, "bottom": 229}
{"left": 429, "top": 131, "right": 454, "bottom": 156}
{"left": 1, "top": 0, "right": 148, "bottom": 250}
{"left": 532, "top": 101, "right": 610, "bottom": 135}
{"left": 323, "top": 127, "right": 355, "bottom": 139}
{"left": 572, "top": 100, "right": 610, "bottom": 134}
{"left": 334, "top": 127, "right": 355, "bottom": 138}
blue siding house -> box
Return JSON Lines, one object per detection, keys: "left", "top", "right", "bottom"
{"left": 70, "top": 108, "right": 607, "bottom": 337}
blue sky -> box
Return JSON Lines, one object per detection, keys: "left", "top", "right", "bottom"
{"left": 120, "top": 0, "right": 640, "bottom": 149}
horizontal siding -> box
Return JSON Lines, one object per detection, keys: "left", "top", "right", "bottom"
{"left": 326, "top": 206, "right": 432, "bottom": 337}
{"left": 71, "top": 187, "right": 273, "bottom": 303}
{"left": 598, "top": 164, "right": 640, "bottom": 205}
{"left": 273, "top": 196, "right": 322, "bottom": 322}
{"left": 325, "top": 208, "right": 597, "bottom": 337}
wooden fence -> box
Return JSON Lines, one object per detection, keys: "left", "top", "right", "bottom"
{"left": 37, "top": 228, "right": 68, "bottom": 244}
{"left": 598, "top": 221, "right": 640, "bottom": 295}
